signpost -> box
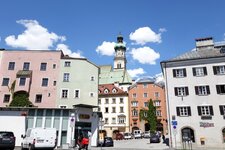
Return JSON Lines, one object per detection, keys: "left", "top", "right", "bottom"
{"left": 172, "top": 120, "right": 177, "bottom": 149}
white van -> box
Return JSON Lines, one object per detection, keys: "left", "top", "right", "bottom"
{"left": 133, "top": 130, "right": 142, "bottom": 139}
{"left": 21, "top": 128, "right": 57, "bottom": 150}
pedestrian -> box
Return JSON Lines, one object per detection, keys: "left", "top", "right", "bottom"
{"left": 162, "top": 134, "right": 165, "bottom": 143}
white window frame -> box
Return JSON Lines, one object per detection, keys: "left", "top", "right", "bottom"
{"left": 195, "top": 67, "right": 204, "bottom": 76}
{"left": 179, "top": 107, "right": 188, "bottom": 116}
{"left": 61, "top": 89, "right": 69, "bottom": 99}
{"left": 63, "top": 73, "right": 70, "bottom": 82}
{"left": 118, "top": 117, "right": 125, "bottom": 124}
{"left": 132, "top": 101, "right": 138, "bottom": 107}
{"left": 132, "top": 110, "right": 138, "bottom": 116}
{"left": 177, "top": 87, "right": 186, "bottom": 96}
{"left": 156, "top": 110, "right": 162, "bottom": 117}
{"left": 198, "top": 86, "right": 208, "bottom": 95}
{"left": 144, "top": 102, "right": 148, "bottom": 107}
{"left": 112, "top": 118, "right": 116, "bottom": 124}
{"left": 90, "top": 76, "right": 95, "bottom": 81}
{"left": 64, "top": 61, "right": 71, "bottom": 67}
{"left": 175, "top": 69, "right": 184, "bottom": 77}
{"left": 201, "top": 106, "right": 211, "bottom": 116}
{"left": 143, "top": 93, "right": 148, "bottom": 98}
{"left": 132, "top": 93, "right": 137, "bottom": 98}
{"left": 74, "top": 89, "right": 80, "bottom": 98}
{"left": 154, "top": 101, "right": 160, "bottom": 107}
{"left": 112, "top": 88, "right": 117, "bottom": 93}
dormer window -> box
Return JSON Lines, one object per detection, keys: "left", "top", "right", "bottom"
{"left": 104, "top": 89, "right": 109, "bottom": 94}
{"left": 112, "top": 88, "right": 117, "bottom": 93}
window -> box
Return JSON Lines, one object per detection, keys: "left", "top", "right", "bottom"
{"left": 90, "top": 92, "right": 94, "bottom": 97}
{"left": 132, "top": 93, "right": 137, "bottom": 98}
{"left": 155, "top": 92, "right": 159, "bottom": 98}
{"left": 90, "top": 76, "right": 95, "bottom": 81}
{"left": 143, "top": 93, "right": 148, "bottom": 98}
{"left": 197, "top": 106, "right": 213, "bottom": 116}
{"left": 112, "top": 98, "right": 116, "bottom": 104}
{"left": 216, "top": 85, "right": 225, "bottom": 94}
{"left": 2, "top": 78, "right": 9, "bottom": 86}
{"left": 74, "top": 90, "right": 80, "bottom": 98}
{"left": 3, "top": 94, "right": 10, "bottom": 103}
{"left": 98, "top": 107, "right": 101, "bottom": 112}
{"left": 63, "top": 73, "right": 70, "bottom": 82}
{"left": 53, "top": 81, "right": 57, "bottom": 86}
{"left": 61, "top": 89, "right": 68, "bottom": 98}
{"left": 104, "top": 89, "right": 109, "bottom": 94}
{"left": 59, "top": 105, "right": 67, "bottom": 108}
{"left": 118, "top": 117, "right": 125, "bottom": 124}
{"left": 132, "top": 109, "right": 138, "bottom": 116}
{"left": 112, "top": 107, "right": 116, "bottom": 113}
{"left": 143, "top": 83, "right": 148, "bottom": 88}
{"left": 23, "top": 62, "right": 30, "bottom": 70}
{"left": 195, "top": 86, "right": 210, "bottom": 95}
{"left": 154, "top": 101, "right": 160, "bottom": 107}
{"left": 35, "top": 94, "right": 42, "bottom": 103}
{"left": 42, "top": 78, "right": 48, "bottom": 86}
{"left": 213, "top": 65, "right": 225, "bottom": 75}
{"left": 120, "top": 98, "right": 124, "bottom": 103}
{"left": 105, "top": 99, "right": 109, "bottom": 104}
{"left": 144, "top": 112, "right": 147, "bottom": 117}
{"left": 176, "top": 107, "right": 191, "bottom": 116}
{"left": 156, "top": 110, "right": 162, "bottom": 117}
{"left": 120, "top": 107, "right": 124, "bottom": 113}
{"left": 173, "top": 68, "right": 187, "bottom": 78}
{"left": 219, "top": 105, "right": 225, "bottom": 115}
{"left": 144, "top": 102, "right": 148, "bottom": 107}
{"left": 105, "top": 118, "right": 108, "bottom": 124}
{"left": 174, "top": 87, "right": 189, "bottom": 96}
{"left": 8, "top": 62, "right": 15, "bottom": 70}
{"left": 19, "top": 78, "right": 26, "bottom": 86}
{"left": 40, "top": 63, "right": 47, "bottom": 71}
{"left": 105, "top": 107, "right": 108, "bottom": 113}
{"left": 117, "top": 63, "right": 121, "bottom": 69}
{"left": 112, "top": 88, "right": 117, "bottom": 93}
{"left": 53, "top": 64, "right": 56, "bottom": 69}
{"left": 131, "top": 101, "right": 138, "bottom": 107}
{"left": 193, "top": 67, "right": 207, "bottom": 76}
{"left": 98, "top": 99, "right": 101, "bottom": 104}
{"left": 112, "top": 118, "right": 116, "bottom": 124}
{"left": 64, "top": 61, "right": 71, "bottom": 67}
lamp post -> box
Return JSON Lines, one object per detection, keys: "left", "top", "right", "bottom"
{"left": 70, "top": 113, "right": 75, "bottom": 148}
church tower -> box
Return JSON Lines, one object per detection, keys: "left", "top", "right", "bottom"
{"left": 113, "top": 33, "right": 127, "bottom": 70}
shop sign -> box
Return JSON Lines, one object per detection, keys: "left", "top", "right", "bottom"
{"left": 79, "top": 114, "right": 90, "bottom": 119}
{"left": 200, "top": 122, "right": 214, "bottom": 128}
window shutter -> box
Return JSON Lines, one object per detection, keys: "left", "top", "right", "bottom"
{"left": 185, "top": 87, "right": 189, "bottom": 96}
{"left": 176, "top": 107, "right": 180, "bottom": 116}
{"left": 213, "top": 66, "right": 217, "bottom": 75}
{"left": 192, "top": 68, "right": 196, "bottom": 76}
{"left": 174, "top": 87, "right": 178, "bottom": 96}
{"left": 219, "top": 105, "right": 224, "bottom": 115}
{"left": 203, "top": 67, "right": 207, "bottom": 75}
{"left": 195, "top": 86, "right": 199, "bottom": 95}
{"left": 209, "top": 106, "right": 214, "bottom": 116}
{"left": 216, "top": 85, "right": 221, "bottom": 94}
{"left": 188, "top": 107, "right": 191, "bottom": 116}
{"left": 183, "top": 69, "right": 187, "bottom": 77}
{"left": 173, "top": 69, "right": 176, "bottom": 77}
{"left": 197, "top": 106, "right": 202, "bottom": 115}
{"left": 206, "top": 86, "right": 210, "bottom": 94}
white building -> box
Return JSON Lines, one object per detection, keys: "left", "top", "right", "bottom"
{"left": 98, "top": 83, "right": 129, "bottom": 138}
{"left": 161, "top": 37, "right": 225, "bottom": 149}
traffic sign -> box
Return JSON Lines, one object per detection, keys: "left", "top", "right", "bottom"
{"left": 173, "top": 125, "right": 176, "bottom": 129}
{"left": 172, "top": 121, "right": 177, "bottom": 126}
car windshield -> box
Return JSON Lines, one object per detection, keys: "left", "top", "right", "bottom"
{"left": 0, "top": 132, "right": 14, "bottom": 137}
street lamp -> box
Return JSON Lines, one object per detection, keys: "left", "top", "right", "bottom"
{"left": 70, "top": 113, "right": 75, "bottom": 148}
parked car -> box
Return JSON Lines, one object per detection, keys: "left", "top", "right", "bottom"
{"left": 133, "top": 130, "right": 142, "bottom": 139}
{"left": 150, "top": 134, "right": 160, "bottom": 143}
{"left": 21, "top": 128, "right": 57, "bottom": 150}
{"left": 123, "top": 132, "right": 133, "bottom": 140}
{"left": 115, "top": 133, "right": 123, "bottom": 140}
{"left": 142, "top": 131, "right": 151, "bottom": 138}
{"left": 0, "top": 131, "right": 15, "bottom": 150}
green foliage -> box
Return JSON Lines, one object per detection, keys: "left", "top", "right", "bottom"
{"left": 9, "top": 92, "right": 33, "bottom": 107}
{"left": 139, "top": 99, "right": 157, "bottom": 132}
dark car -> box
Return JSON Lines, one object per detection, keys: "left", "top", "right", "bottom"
{"left": 99, "top": 137, "right": 113, "bottom": 147}
{"left": 0, "top": 131, "right": 15, "bottom": 150}
{"left": 115, "top": 133, "right": 123, "bottom": 140}
{"left": 150, "top": 134, "right": 160, "bottom": 143}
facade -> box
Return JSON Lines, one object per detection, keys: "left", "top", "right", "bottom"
{"left": 98, "top": 83, "right": 129, "bottom": 138}
{"left": 0, "top": 50, "right": 62, "bottom": 108}
{"left": 128, "top": 77, "right": 167, "bottom": 134}
{"left": 0, "top": 49, "right": 100, "bottom": 147}
{"left": 161, "top": 37, "right": 225, "bottom": 149}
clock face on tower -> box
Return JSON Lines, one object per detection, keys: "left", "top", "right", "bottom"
{"left": 117, "top": 50, "right": 123, "bottom": 56}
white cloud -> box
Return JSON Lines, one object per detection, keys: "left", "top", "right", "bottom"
{"left": 127, "top": 68, "right": 146, "bottom": 78}
{"left": 154, "top": 73, "right": 164, "bottom": 83}
{"left": 130, "top": 46, "right": 160, "bottom": 64}
{"left": 129, "top": 27, "right": 162, "bottom": 45}
{"left": 96, "top": 41, "right": 116, "bottom": 56}
{"left": 5, "top": 19, "right": 65, "bottom": 50}
{"left": 159, "top": 28, "right": 167, "bottom": 33}
{"left": 56, "top": 44, "right": 84, "bottom": 58}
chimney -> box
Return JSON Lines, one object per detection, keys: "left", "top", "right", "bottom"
{"left": 195, "top": 37, "right": 214, "bottom": 51}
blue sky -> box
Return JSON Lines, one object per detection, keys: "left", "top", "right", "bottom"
{"left": 0, "top": 0, "right": 225, "bottom": 80}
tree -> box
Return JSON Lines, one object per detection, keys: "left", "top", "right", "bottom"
{"left": 139, "top": 99, "right": 157, "bottom": 133}
{"left": 9, "top": 91, "right": 33, "bottom": 107}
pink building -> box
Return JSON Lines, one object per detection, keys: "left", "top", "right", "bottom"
{"left": 0, "top": 50, "right": 62, "bottom": 108}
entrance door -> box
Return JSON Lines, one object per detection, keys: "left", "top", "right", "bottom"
{"left": 181, "top": 127, "right": 195, "bottom": 142}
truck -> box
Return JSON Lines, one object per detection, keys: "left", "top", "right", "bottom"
{"left": 21, "top": 128, "right": 57, "bottom": 150}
